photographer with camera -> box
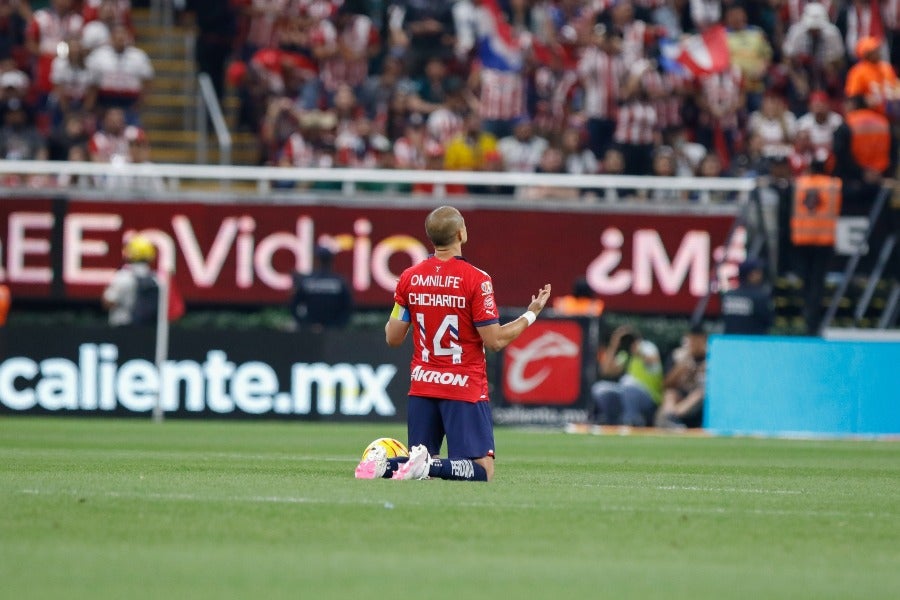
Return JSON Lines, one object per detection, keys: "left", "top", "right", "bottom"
{"left": 589, "top": 325, "right": 664, "bottom": 427}
{"left": 655, "top": 325, "right": 708, "bottom": 429}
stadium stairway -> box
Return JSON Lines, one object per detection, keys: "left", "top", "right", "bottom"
{"left": 132, "top": 8, "right": 260, "bottom": 172}
{"left": 772, "top": 273, "right": 897, "bottom": 331}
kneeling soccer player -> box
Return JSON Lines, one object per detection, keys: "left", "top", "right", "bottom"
{"left": 355, "top": 206, "right": 551, "bottom": 481}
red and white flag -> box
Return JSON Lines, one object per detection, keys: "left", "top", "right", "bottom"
{"left": 673, "top": 25, "right": 730, "bottom": 77}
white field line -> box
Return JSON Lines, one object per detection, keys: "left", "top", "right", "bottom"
{"left": 583, "top": 483, "right": 804, "bottom": 495}
{"left": 15, "top": 488, "right": 896, "bottom": 520}
{"left": 1, "top": 448, "right": 351, "bottom": 462}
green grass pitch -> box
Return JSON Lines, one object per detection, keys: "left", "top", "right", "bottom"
{"left": 2, "top": 417, "right": 899, "bottom": 599}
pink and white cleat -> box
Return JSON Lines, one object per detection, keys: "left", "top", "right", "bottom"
{"left": 391, "top": 444, "right": 432, "bottom": 480}
{"left": 355, "top": 445, "right": 388, "bottom": 479}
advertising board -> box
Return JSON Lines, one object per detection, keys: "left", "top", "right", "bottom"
{"left": 1, "top": 199, "right": 743, "bottom": 314}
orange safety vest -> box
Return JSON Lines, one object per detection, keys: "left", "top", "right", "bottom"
{"left": 552, "top": 295, "right": 605, "bottom": 316}
{"left": 846, "top": 109, "right": 891, "bottom": 173}
{"left": 0, "top": 284, "right": 9, "bottom": 326}
{"left": 791, "top": 175, "right": 842, "bottom": 246}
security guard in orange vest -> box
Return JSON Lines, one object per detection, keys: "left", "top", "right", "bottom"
{"left": 833, "top": 95, "right": 897, "bottom": 216}
{"left": 790, "top": 159, "right": 842, "bottom": 334}
{"left": 791, "top": 170, "right": 842, "bottom": 248}
{"left": 833, "top": 94, "right": 899, "bottom": 281}
{"left": 552, "top": 277, "right": 605, "bottom": 317}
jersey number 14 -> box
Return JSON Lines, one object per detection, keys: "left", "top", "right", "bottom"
{"left": 417, "top": 314, "right": 462, "bottom": 364}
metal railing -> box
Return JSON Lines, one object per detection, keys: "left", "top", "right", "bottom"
{"left": 689, "top": 185, "right": 769, "bottom": 328}
{"left": 0, "top": 160, "right": 756, "bottom": 204}
{"left": 150, "top": 0, "right": 175, "bottom": 28}
{"left": 196, "top": 73, "right": 232, "bottom": 172}
{"left": 820, "top": 186, "right": 892, "bottom": 334}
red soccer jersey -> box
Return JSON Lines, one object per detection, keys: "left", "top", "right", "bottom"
{"left": 394, "top": 256, "right": 499, "bottom": 403}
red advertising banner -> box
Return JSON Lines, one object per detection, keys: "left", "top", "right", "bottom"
{"left": 502, "top": 320, "right": 584, "bottom": 405}
{"left": 0, "top": 198, "right": 744, "bottom": 314}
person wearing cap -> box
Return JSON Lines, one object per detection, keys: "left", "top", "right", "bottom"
{"left": 290, "top": 245, "right": 354, "bottom": 333}
{"left": 720, "top": 258, "right": 774, "bottom": 335}
{"left": 102, "top": 235, "right": 159, "bottom": 327}
{"left": 844, "top": 36, "right": 900, "bottom": 116}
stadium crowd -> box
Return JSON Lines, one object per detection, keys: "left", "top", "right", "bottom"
{"left": 1, "top": 0, "right": 898, "bottom": 201}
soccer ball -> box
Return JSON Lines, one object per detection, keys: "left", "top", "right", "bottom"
{"left": 361, "top": 437, "right": 409, "bottom": 461}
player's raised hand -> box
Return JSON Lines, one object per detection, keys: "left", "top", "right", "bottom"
{"left": 529, "top": 284, "right": 552, "bottom": 314}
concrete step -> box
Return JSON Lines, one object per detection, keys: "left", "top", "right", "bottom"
{"left": 144, "top": 94, "right": 238, "bottom": 110}
{"left": 177, "top": 180, "right": 261, "bottom": 193}
{"left": 151, "top": 145, "right": 260, "bottom": 165}
{"left": 145, "top": 94, "right": 194, "bottom": 108}
{"left": 138, "top": 39, "right": 193, "bottom": 60}
{"left": 150, "top": 129, "right": 258, "bottom": 145}
{"left": 146, "top": 77, "right": 192, "bottom": 93}
{"left": 141, "top": 112, "right": 187, "bottom": 128}
{"left": 151, "top": 58, "right": 195, "bottom": 75}
{"left": 129, "top": 7, "right": 254, "bottom": 165}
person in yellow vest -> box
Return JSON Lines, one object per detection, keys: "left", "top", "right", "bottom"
{"left": 590, "top": 325, "right": 664, "bottom": 426}
{"left": 790, "top": 158, "right": 842, "bottom": 334}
